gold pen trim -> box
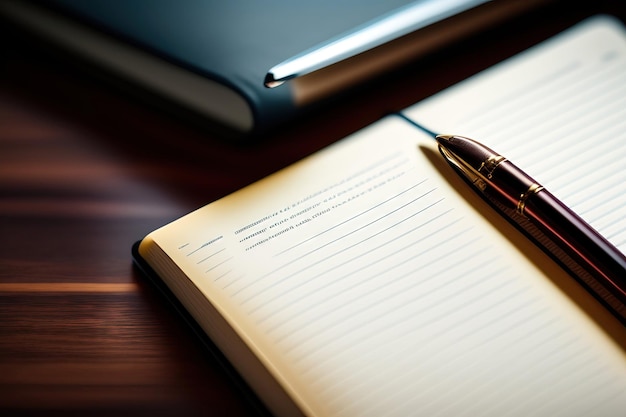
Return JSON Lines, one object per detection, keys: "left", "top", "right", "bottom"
{"left": 516, "top": 183, "right": 544, "bottom": 216}
{"left": 479, "top": 155, "right": 507, "bottom": 178}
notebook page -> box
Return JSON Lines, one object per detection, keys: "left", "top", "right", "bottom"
{"left": 146, "top": 114, "right": 626, "bottom": 417}
{"left": 403, "top": 15, "right": 626, "bottom": 254}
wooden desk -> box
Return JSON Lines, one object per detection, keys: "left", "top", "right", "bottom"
{"left": 1, "top": 2, "right": 624, "bottom": 415}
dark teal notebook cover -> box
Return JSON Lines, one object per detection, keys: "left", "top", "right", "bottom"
{"left": 37, "top": 0, "right": 417, "bottom": 134}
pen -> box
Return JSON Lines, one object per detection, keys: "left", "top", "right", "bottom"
{"left": 436, "top": 134, "right": 626, "bottom": 322}
{"left": 264, "top": 0, "right": 489, "bottom": 88}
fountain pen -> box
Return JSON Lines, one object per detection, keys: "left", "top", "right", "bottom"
{"left": 436, "top": 134, "right": 626, "bottom": 323}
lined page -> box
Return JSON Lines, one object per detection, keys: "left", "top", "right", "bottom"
{"left": 404, "top": 15, "right": 626, "bottom": 253}
{"left": 147, "top": 113, "right": 626, "bottom": 416}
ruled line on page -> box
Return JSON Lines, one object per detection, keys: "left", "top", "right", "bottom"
{"left": 460, "top": 60, "right": 620, "bottom": 142}
{"left": 232, "top": 181, "right": 441, "bottom": 303}
{"left": 317, "top": 312, "right": 565, "bottom": 411}
{"left": 240, "top": 194, "right": 444, "bottom": 309}
{"left": 196, "top": 247, "right": 226, "bottom": 264}
{"left": 286, "top": 263, "right": 516, "bottom": 361}
{"left": 274, "top": 179, "right": 428, "bottom": 257}
{"left": 295, "top": 265, "right": 519, "bottom": 381}
{"left": 268, "top": 239, "right": 478, "bottom": 346}
{"left": 246, "top": 204, "right": 453, "bottom": 319}
{"left": 270, "top": 229, "right": 490, "bottom": 348}
{"left": 384, "top": 333, "right": 588, "bottom": 417}
{"left": 232, "top": 150, "right": 409, "bottom": 248}
{"left": 266, "top": 187, "right": 438, "bottom": 280}
{"left": 234, "top": 180, "right": 430, "bottom": 296}
{"left": 328, "top": 305, "right": 551, "bottom": 417}
{"left": 257, "top": 216, "right": 468, "bottom": 329}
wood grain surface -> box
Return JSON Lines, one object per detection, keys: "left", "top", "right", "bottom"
{"left": 1, "top": 2, "right": 623, "bottom": 416}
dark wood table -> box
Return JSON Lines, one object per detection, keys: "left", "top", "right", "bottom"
{"left": 2, "top": 2, "right": 624, "bottom": 415}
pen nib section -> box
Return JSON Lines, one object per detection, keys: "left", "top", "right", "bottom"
{"left": 436, "top": 135, "right": 488, "bottom": 191}
{"left": 436, "top": 135, "right": 501, "bottom": 175}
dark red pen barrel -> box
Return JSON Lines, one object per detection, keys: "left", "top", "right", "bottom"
{"left": 439, "top": 135, "right": 626, "bottom": 319}
{"left": 523, "top": 189, "right": 626, "bottom": 303}
{"left": 487, "top": 160, "right": 626, "bottom": 305}
{"left": 487, "top": 160, "right": 537, "bottom": 208}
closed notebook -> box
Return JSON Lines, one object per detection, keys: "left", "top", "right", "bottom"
{"left": 0, "top": 0, "right": 549, "bottom": 137}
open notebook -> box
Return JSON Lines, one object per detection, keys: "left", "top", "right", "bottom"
{"left": 134, "top": 15, "right": 626, "bottom": 417}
